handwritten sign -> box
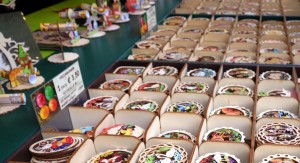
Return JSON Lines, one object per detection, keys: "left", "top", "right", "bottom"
{"left": 52, "top": 61, "right": 84, "bottom": 109}
{"left": 146, "top": 6, "right": 157, "bottom": 32}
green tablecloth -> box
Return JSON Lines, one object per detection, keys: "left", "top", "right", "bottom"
{"left": 0, "top": 0, "right": 180, "bottom": 162}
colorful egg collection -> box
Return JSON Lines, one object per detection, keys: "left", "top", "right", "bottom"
{"left": 34, "top": 84, "right": 58, "bottom": 121}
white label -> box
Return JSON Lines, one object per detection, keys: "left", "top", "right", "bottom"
{"left": 146, "top": 6, "right": 157, "bottom": 32}
{"left": 53, "top": 61, "right": 84, "bottom": 109}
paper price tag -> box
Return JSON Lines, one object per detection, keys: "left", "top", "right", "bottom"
{"left": 146, "top": 6, "right": 157, "bottom": 32}
{"left": 53, "top": 61, "right": 84, "bottom": 109}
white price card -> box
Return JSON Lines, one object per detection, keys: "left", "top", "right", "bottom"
{"left": 53, "top": 61, "right": 84, "bottom": 109}
{"left": 146, "top": 6, "right": 157, "bottom": 32}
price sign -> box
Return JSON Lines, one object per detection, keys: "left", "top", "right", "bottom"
{"left": 146, "top": 6, "right": 157, "bottom": 32}
{"left": 52, "top": 61, "right": 84, "bottom": 109}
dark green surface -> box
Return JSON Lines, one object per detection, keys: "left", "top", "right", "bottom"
{"left": 0, "top": 0, "right": 180, "bottom": 162}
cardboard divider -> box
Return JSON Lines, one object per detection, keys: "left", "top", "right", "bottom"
{"left": 187, "top": 17, "right": 211, "bottom": 27}
{"left": 259, "top": 53, "right": 291, "bottom": 64}
{"left": 115, "top": 109, "right": 160, "bottom": 141}
{"left": 205, "top": 115, "right": 253, "bottom": 140}
{"left": 190, "top": 51, "right": 224, "bottom": 62}
{"left": 88, "top": 89, "right": 126, "bottom": 99}
{"left": 128, "top": 48, "right": 160, "bottom": 60}
{"left": 93, "top": 108, "right": 159, "bottom": 141}
{"left": 254, "top": 144, "right": 300, "bottom": 163}
{"left": 224, "top": 52, "right": 257, "bottom": 61}
{"left": 175, "top": 8, "right": 194, "bottom": 14}
{"left": 68, "top": 106, "right": 109, "bottom": 130}
{"left": 256, "top": 96, "right": 299, "bottom": 115}
{"left": 160, "top": 112, "right": 204, "bottom": 144}
{"left": 257, "top": 79, "right": 295, "bottom": 92}
{"left": 157, "top": 24, "right": 181, "bottom": 31}
{"left": 255, "top": 117, "right": 300, "bottom": 130}
{"left": 210, "top": 95, "right": 254, "bottom": 117}
{"left": 260, "top": 35, "right": 287, "bottom": 43}
{"left": 125, "top": 91, "right": 169, "bottom": 116}
{"left": 146, "top": 137, "right": 198, "bottom": 162}
{"left": 93, "top": 114, "right": 115, "bottom": 137}
{"left": 217, "top": 78, "right": 255, "bottom": 88}
{"left": 202, "top": 33, "right": 230, "bottom": 43}
{"left": 233, "top": 27, "right": 259, "bottom": 35}
{"left": 293, "top": 55, "right": 300, "bottom": 64}
{"left": 69, "top": 135, "right": 145, "bottom": 163}
{"left": 68, "top": 139, "right": 96, "bottom": 163}
{"left": 88, "top": 61, "right": 151, "bottom": 89}
{"left": 198, "top": 141, "right": 251, "bottom": 163}
{"left": 170, "top": 39, "right": 199, "bottom": 49}
{"left": 131, "top": 48, "right": 159, "bottom": 56}
{"left": 228, "top": 43, "right": 257, "bottom": 53}
{"left": 178, "top": 25, "right": 204, "bottom": 37}
{"left": 162, "top": 42, "right": 193, "bottom": 55}
{"left": 105, "top": 73, "right": 140, "bottom": 82}
{"left": 151, "top": 29, "right": 177, "bottom": 37}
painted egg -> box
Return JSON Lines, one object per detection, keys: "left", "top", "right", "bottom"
{"left": 44, "top": 85, "right": 54, "bottom": 101}
{"left": 40, "top": 105, "right": 50, "bottom": 120}
{"left": 49, "top": 98, "right": 58, "bottom": 112}
{"left": 36, "top": 93, "right": 46, "bottom": 108}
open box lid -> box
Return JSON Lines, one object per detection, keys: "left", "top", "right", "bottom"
{"left": 105, "top": 73, "right": 140, "bottom": 82}
{"left": 198, "top": 141, "right": 251, "bottom": 163}
{"left": 68, "top": 106, "right": 109, "bottom": 129}
{"left": 202, "top": 33, "right": 230, "bottom": 42}
{"left": 171, "top": 92, "right": 210, "bottom": 107}
{"left": 256, "top": 96, "right": 299, "bottom": 115}
{"left": 69, "top": 135, "right": 145, "bottom": 163}
{"left": 206, "top": 115, "right": 252, "bottom": 139}
{"left": 254, "top": 144, "right": 300, "bottom": 163}
{"left": 146, "top": 137, "right": 198, "bottom": 162}
{"left": 217, "top": 78, "right": 255, "bottom": 89}
{"left": 116, "top": 109, "right": 160, "bottom": 141}
{"left": 128, "top": 91, "right": 168, "bottom": 106}
{"left": 160, "top": 112, "right": 204, "bottom": 142}
{"left": 131, "top": 48, "right": 159, "bottom": 55}
{"left": 213, "top": 95, "right": 254, "bottom": 112}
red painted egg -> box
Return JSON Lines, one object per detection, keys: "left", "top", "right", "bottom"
{"left": 36, "top": 93, "right": 46, "bottom": 108}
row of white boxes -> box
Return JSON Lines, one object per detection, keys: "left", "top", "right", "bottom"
{"left": 176, "top": 0, "right": 300, "bottom": 16}
{"left": 129, "top": 14, "right": 300, "bottom": 64}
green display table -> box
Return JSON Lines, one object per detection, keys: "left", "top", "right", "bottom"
{"left": 0, "top": 0, "right": 180, "bottom": 161}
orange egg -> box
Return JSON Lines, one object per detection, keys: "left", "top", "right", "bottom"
{"left": 40, "top": 106, "right": 50, "bottom": 120}
{"left": 49, "top": 98, "right": 58, "bottom": 112}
